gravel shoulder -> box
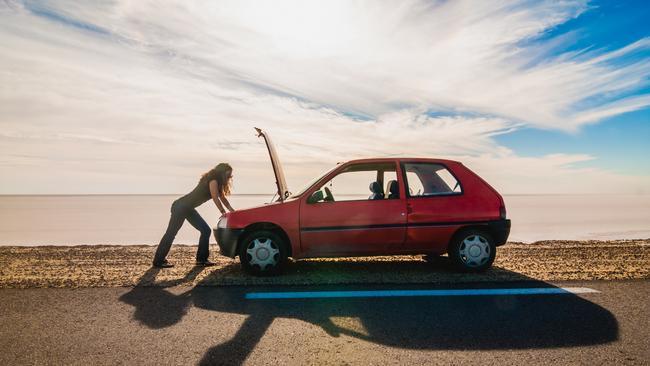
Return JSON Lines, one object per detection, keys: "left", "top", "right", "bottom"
{"left": 0, "top": 239, "right": 648, "bottom": 288}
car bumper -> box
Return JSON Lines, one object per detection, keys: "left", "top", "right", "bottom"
{"left": 488, "top": 219, "right": 511, "bottom": 246}
{"left": 213, "top": 227, "right": 244, "bottom": 258}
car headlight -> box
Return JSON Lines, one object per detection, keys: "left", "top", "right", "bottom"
{"left": 217, "top": 216, "right": 228, "bottom": 229}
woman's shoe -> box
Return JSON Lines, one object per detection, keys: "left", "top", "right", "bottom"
{"left": 196, "top": 259, "right": 216, "bottom": 267}
{"left": 153, "top": 259, "right": 174, "bottom": 268}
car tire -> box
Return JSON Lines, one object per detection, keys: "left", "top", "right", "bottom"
{"left": 238, "top": 230, "right": 288, "bottom": 276}
{"left": 448, "top": 229, "right": 496, "bottom": 272}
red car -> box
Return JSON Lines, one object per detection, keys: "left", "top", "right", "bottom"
{"left": 214, "top": 128, "right": 511, "bottom": 275}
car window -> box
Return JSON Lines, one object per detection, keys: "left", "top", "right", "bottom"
{"left": 290, "top": 164, "right": 339, "bottom": 198}
{"left": 310, "top": 163, "right": 397, "bottom": 203}
{"left": 406, "top": 171, "right": 423, "bottom": 196}
{"left": 404, "top": 163, "right": 462, "bottom": 197}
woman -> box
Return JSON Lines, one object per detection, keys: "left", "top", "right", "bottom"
{"left": 153, "top": 163, "right": 235, "bottom": 268}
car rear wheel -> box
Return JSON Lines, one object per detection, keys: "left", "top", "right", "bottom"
{"left": 239, "top": 230, "right": 288, "bottom": 276}
{"left": 448, "top": 230, "right": 496, "bottom": 272}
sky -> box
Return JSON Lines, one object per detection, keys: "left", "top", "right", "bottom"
{"left": 1, "top": 0, "right": 649, "bottom": 195}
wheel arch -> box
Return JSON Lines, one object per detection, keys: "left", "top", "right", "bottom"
{"left": 448, "top": 224, "right": 495, "bottom": 250}
{"left": 238, "top": 222, "right": 293, "bottom": 257}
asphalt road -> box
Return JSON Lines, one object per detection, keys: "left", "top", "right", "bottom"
{"left": 1, "top": 279, "right": 648, "bottom": 365}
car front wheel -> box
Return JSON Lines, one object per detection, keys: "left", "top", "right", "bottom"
{"left": 238, "top": 230, "right": 288, "bottom": 276}
{"left": 448, "top": 230, "right": 496, "bottom": 272}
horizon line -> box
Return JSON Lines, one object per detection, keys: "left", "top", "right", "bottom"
{"left": 0, "top": 193, "right": 648, "bottom": 197}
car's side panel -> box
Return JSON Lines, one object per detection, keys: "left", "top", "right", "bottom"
{"left": 405, "top": 225, "right": 461, "bottom": 254}
{"left": 224, "top": 199, "right": 301, "bottom": 256}
{"left": 299, "top": 198, "right": 407, "bottom": 255}
{"left": 403, "top": 161, "right": 502, "bottom": 253}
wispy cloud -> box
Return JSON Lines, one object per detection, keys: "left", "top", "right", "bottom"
{"left": 1, "top": 0, "right": 649, "bottom": 194}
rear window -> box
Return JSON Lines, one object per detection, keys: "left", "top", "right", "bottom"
{"left": 403, "top": 163, "right": 462, "bottom": 197}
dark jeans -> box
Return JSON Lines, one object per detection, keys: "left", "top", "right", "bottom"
{"left": 153, "top": 200, "right": 211, "bottom": 263}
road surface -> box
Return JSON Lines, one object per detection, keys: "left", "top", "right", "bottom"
{"left": 1, "top": 279, "right": 648, "bottom": 365}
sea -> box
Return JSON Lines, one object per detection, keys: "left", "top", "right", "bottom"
{"left": 0, "top": 194, "right": 649, "bottom": 246}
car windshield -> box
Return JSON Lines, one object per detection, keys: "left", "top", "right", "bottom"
{"left": 288, "top": 164, "right": 339, "bottom": 199}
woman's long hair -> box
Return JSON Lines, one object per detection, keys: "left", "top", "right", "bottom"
{"left": 201, "top": 163, "right": 232, "bottom": 197}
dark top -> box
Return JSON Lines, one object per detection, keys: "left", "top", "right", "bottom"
{"left": 176, "top": 179, "right": 214, "bottom": 208}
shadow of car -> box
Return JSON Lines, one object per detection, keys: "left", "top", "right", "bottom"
{"left": 120, "top": 266, "right": 618, "bottom": 365}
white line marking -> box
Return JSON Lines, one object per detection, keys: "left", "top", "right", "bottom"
{"left": 245, "top": 287, "right": 600, "bottom": 299}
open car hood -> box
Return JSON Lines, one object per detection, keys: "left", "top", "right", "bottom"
{"left": 255, "top": 127, "right": 289, "bottom": 201}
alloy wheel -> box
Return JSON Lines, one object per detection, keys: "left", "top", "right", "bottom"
{"left": 246, "top": 238, "right": 280, "bottom": 271}
{"left": 458, "top": 234, "right": 491, "bottom": 268}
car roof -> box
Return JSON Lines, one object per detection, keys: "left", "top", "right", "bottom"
{"left": 343, "top": 157, "right": 462, "bottom": 165}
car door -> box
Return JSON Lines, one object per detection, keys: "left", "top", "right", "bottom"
{"left": 403, "top": 162, "right": 466, "bottom": 253}
{"left": 299, "top": 162, "right": 407, "bottom": 255}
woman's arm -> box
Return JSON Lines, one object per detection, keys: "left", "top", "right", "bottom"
{"left": 219, "top": 195, "right": 235, "bottom": 212}
{"left": 209, "top": 180, "right": 227, "bottom": 215}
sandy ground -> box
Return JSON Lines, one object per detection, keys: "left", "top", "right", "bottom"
{"left": 0, "top": 240, "right": 649, "bottom": 288}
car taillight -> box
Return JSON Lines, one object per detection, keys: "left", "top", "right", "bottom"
{"left": 499, "top": 203, "right": 507, "bottom": 219}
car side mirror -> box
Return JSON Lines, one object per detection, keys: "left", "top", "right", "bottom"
{"left": 308, "top": 190, "right": 324, "bottom": 204}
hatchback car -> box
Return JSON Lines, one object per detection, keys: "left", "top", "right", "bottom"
{"left": 214, "top": 128, "right": 511, "bottom": 275}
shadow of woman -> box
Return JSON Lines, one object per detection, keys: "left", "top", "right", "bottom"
{"left": 119, "top": 266, "right": 205, "bottom": 329}
{"left": 196, "top": 306, "right": 274, "bottom": 366}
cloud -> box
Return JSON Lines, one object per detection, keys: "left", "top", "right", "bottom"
{"left": 1, "top": 0, "right": 649, "bottom": 194}
{"left": 463, "top": 153, "right": 650, "bottom": 195}
{"left": 31, "top": 0, "right": 644, "bottom": 129}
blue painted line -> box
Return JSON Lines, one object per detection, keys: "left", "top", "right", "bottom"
{"left": 245, "top": 287, "right": 599, "bottom": 300}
